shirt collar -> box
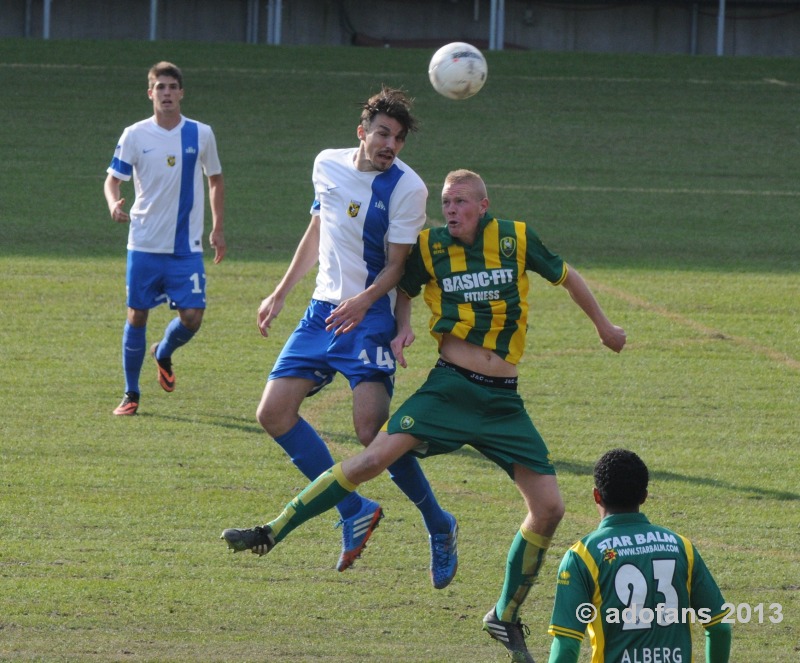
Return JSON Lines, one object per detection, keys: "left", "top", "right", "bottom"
{"left": 598, "top": 512, "right": 651, "bottom": 529}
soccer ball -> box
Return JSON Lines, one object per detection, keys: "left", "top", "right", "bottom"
{"left": 428, "top": 42, "right": 488, "bottom": 100}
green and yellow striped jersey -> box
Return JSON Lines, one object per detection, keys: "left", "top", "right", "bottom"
{"left": 398, "top": 213, "right": 567, "bottom": 364}
{"left": 548, "top": 512, "right": 729, "bottom": 663}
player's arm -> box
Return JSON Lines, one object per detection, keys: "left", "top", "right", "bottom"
{"left": 560, "top": 265, "right": 626, "bottom": 352}
{"left": 391, "top": 291, "right": 415, "bottom": 369}
{"left": 104, "top": 174, "right": 129, "bottom": 223}
{"left": 547, "top": 634, "right": 581, "bottom": 663}
{"left": 325, "top": 241, "right": 413, "bottom": 335}
{"left": 685, "top": 542, "right": 732, "bottom": 663}
{"left": 207, "top": 172, "right": 226, "bottom": 264}
{"left": 257, "top": 215, "right": 321, "bottom": 338}
{"left": 705, "top": 621, "right": 732, "bottom": 663}
{"left": 547, "top": 547, "right": 592, "bottom": 663}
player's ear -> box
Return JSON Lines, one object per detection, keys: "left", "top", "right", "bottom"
{"left": 592, "top": 487, "right": 602, "bottom": 505}
{"left": 356, "top": 124, "right": 366, "bottom": 141}
{"left": 639, "top": 490, "right": 648, "bottom": 506}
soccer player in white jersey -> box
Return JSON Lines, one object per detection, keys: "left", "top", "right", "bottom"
{"left": 251, "top": 87, "right": 457, "bottom": 584}
{"left": 104, "top": 62, "right": 225, "bottom": 416}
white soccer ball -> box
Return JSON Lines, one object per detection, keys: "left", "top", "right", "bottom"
{"left": 428, "top": 42, "right": 488, "bottom": 100}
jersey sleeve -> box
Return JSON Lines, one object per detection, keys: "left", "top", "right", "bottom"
{"left": 386, "top": 174, "right": 428, "bottom": 245}
{"left": 397, "top": 234, "right": 430, "bottom": 298}
{"left": 688, "top": 544, "right": 729, "bottom": 627}
{"left": 524, "top": 223, "right": 567, "bottom": 284}
{"left": 548, "top": 548, "right": 593, "bottom": 642}
{"left": 200, "top": 124, "right": 222, "bottom": 177}
{"left": 107, "top": 127, "right": 135, "bottom": 181}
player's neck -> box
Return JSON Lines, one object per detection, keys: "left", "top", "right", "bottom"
{"left": 154, "top": 110, "right": 182, "bottom": 131}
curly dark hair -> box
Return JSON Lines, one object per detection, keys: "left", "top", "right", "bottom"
{"left": 360, "top": 86, "right": 418, "bottom": 136}
{"left": 593, "top": 448, "right": 649, "bottom": 510}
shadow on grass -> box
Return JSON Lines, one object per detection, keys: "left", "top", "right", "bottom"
{"left": 556, "top": 458, "right": 800, "bottom": 502}
{"left": 135, "top": 417, "right": 799, "bottom": 502}
{"left": 143, "top": 412, "right": 264, "bottom": 436}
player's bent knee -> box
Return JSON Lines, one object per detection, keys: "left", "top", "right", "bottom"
{"left": 256, "top": 402, "right": 293, "bottom": 437}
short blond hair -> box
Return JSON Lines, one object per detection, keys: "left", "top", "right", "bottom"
{"left": 443, "top": 169, "right": 487, "bottom": 199}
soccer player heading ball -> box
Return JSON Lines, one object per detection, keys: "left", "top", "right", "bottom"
{"left": 223, "top": 169, "right": 626, "bottom": 661}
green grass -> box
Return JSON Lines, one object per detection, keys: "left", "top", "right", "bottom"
{"left": 1, "top": 39, "right": 798, "bottom": 661}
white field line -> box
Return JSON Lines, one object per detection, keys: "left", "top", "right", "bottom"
{"left": 488, "top": 183, "right": 800, "bottom": 197}
{"left": 3, "top": 63, "right": 798, "bottom": 87}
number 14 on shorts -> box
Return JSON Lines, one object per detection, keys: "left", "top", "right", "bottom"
{"left": 359, "top": 346, "right": 394, "bottom": 368}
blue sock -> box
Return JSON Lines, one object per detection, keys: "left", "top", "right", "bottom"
{"left": 274, "top": 418, "right": 364, "bottom": 519}
{"left": 122, "top": 322, "right": 146, "bottom": 394}
{"left": 155, "top": 318, "right": 195, "bottom": 358}
{"left": 387, "top": 454, "right": 450, "bottom": 534}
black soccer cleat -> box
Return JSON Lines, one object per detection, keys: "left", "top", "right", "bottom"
{"left": 221, "top": 525, "right": 275, "bottom": 556}
{"left": 482, "top": 608, "right": 536, "bottom": 663}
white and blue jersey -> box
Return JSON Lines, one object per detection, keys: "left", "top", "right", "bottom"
{"left": 270, "top": 148, "right": 427, "bottom": 392}
{"left": 310, "top": 147, "right": 427, "bottom": 316}
{"left": 107, "top": 115, "right": 222, "bottom": 255}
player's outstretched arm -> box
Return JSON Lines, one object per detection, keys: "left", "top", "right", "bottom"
{"left": 561, "top": 266, "right": 626, "bottom": 353}
{"left": 257, "top": 215, "right": 320, "bottom": 337}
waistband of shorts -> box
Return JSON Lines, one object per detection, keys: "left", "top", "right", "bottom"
{"left": 435, "top": 358, "right": 518, "bottom": 391}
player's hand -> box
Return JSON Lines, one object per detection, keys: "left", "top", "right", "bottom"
{"left": 390, "top": 327, "right": 415, "bottom": 369}
{"left": 110, "top": 198, "right": 129, "bottom": 224}
{"left": 325, "top": 296, "right": 369, "bottom": 335}
{"left": 600, "top": 325, "right": 627, "bottom": 353}
{"left": 257, "top": 293, "right": 284, "bottom": 338}
{"left": 210, "top": 229, "right": 226, "bottom": 264}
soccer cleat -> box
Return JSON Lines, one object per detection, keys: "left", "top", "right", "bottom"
{"left": 220, "top": 525, "right": 275, "bottom": 556}
{"left": 430, "top": 511, "right": 458, "bottom": 589}
{"left": 150, "top": 342, "right": 175, "bottom": 392}
{"left": 335, "top": 499, "right": 383, "bottom": 571}
{"left": 482, "top": 608, "right": 536, "bottom": 663}
{"left": 113, "top": 391, "right": 140, "bottom": 416}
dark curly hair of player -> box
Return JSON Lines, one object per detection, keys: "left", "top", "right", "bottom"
{"left": 360, "top": 86, "right": 419, "bottom": 136}
{"left": 593, "top": 448, "right": 649, "bottom": 510}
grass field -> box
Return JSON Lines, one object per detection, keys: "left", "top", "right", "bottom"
{"left": 1, "top": 39, "right": 798, "bottom": 662}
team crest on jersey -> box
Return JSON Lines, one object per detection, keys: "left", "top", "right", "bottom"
{"left": 557, "top": 570, "right": 571, "bottom": 586}
{"left": 500, "top": 237, "right": 516, "bottom": 258}
{"left": 400, "top": 415, "right": 414, "bottom": 430}
{"left": 603, "top": 548, "right": 618, "bottom": 564}
{"left": 167, "top": 155, "right": 176, "bottom": 167}
{"left": 347, "top": 200, "right": 362, "bottom": 217}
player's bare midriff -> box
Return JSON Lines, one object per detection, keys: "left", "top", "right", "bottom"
{"left": 438, "top": 334, "right": 518, "bottom": 378}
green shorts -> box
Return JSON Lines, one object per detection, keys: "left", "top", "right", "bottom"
{"left": 386, "top": 363, "right": 556, "bottom": 478}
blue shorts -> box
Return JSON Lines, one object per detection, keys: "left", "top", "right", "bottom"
{"left": 126, "top": 250, "right": 206, "bottom": 311}
{"left": 269, "top": 299, "right": 397, "bottom": 396}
